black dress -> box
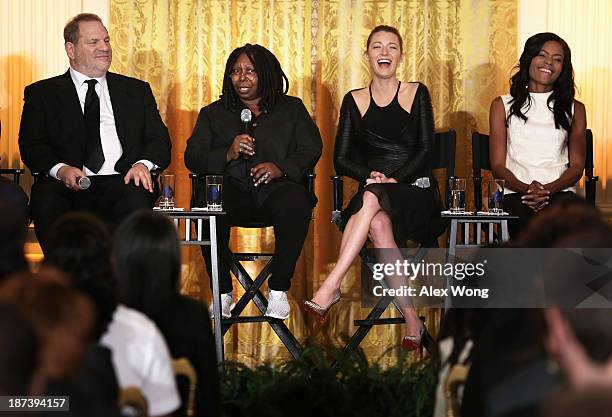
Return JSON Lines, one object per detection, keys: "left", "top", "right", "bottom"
{"left": 334, "top": 82, "right": 443, "bottom": 246}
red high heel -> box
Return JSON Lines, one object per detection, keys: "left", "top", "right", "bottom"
{"left": 402, "top": 327, "right": 425, "bottom": 359}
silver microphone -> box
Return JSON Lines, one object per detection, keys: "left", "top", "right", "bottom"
{"left": 240, "top": 109, "right": 253, "bottom": 161}
{"left": 240, "top": 108, "right": 252, "bottom": 134}
{"left": 77, "top": 176, "right": 91, "bottom": 190}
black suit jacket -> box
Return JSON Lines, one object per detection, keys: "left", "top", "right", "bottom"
{"left": 18, "top": 70, "right": 171, "bottom": 175}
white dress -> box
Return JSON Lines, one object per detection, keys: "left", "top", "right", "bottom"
{"left": 501, "top": 91, "right": 573, "bottom": 194}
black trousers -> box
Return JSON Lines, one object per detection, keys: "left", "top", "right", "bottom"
{"left": 30, "top": 175, "right": 156, "bottom": 253}
{"left": 201, "top": 180, "right": 313, "bottom": 293}
{"left": 504, "top": 191, "right": 583, "bottom": 240}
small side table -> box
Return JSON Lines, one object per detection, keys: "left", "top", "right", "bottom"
{"left": 442, "top": 212, "right": 519, "bottom": 257}
{"left": 159, "top": 209, "right": 226, "bottom": 365}
{"left": 441, "top": 212, "right": 518, "bottom": 311}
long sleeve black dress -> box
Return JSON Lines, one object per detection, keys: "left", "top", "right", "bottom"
{"left": 334, "top": 82, "right": 444, "bottom": 246}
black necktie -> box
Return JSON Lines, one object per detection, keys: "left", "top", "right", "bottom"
{"left": 83, "top": 79, "right": 105, "bottom": 173}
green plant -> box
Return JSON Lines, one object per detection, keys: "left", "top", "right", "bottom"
{"left": 220, "top": 345, "right": 436, "bottom": 417}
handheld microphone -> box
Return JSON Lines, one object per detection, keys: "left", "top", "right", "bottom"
{"left": 77, "top": 176, "right": 91, "bottom": 190}
{"left": 240, "top": 108, "right": 252, "bottom": 134}
{"left": 240, "top": 109, "right": 253, "bottom": 161}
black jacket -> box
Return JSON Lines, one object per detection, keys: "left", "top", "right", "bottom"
{"left": 185, "top": 95, "right": 321, "bottom": 204}
{"left": 18, "top": 70, "right": 171, "bottom": 174}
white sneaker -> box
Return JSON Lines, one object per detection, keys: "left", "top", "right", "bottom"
{"left": 265, "top": 290, "right": 291, "bottom": 320}
{"left": 209, "top": 291, "right": 235, "bottom": 319}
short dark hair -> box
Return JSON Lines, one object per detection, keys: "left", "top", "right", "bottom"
{"left": 44, "top": 212, "right": 116, "bottom": 340}
{"left": 113, "top": 211, "right": 181, "bottom": 320}
{"left": 63, "top": 13, "right": 103, "bottom": 44}
{"left": 366, "top": 25, "right": 403, "bottom": 53}
{"left": 220, "top": 43, "right": 289, "bottom": 113}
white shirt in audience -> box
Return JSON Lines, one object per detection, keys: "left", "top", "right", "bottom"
{"left": 101, "top": 304, "right": 180, "bottom": 416}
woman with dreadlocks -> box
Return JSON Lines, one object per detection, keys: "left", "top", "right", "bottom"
{"left": 185, "top": 44, "right": 322, "bottom": 320}
{"left": 489, "top": 32, "right": 587, "bottom": 238}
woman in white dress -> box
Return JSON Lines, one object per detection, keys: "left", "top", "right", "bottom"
{"left": 489, "top": 32, "right": 587, "bottom": 238}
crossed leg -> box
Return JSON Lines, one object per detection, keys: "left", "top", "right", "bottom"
{"left": 309, "top": 190, "right": 422, "bottom": 337}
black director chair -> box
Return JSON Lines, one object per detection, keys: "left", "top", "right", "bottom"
{"left": 189, "top": 172, "right": 316, "bottom": 360}
{"left": 585, "top": 129, "right": 599, "bottom": 205}
{"left": 330, "top": 129, "right": 456, "bottom": 358}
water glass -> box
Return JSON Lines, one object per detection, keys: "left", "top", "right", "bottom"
{"left": 206, "top": 175, "right": 223, "bottom": 211}
{"left": 158, "top": 174, "right": 175, "bottom": 209}
{"left": 487, "top": 179, "right": 505, "bottom": 213}
{"left": 448, "top": 178, "right": 466, "bottom": 212}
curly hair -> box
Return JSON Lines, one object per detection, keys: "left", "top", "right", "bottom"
{"left": 508, "top": 32, "right": 575, "bottom": 132}
{"left": 220, "top": 43, "right": 288, "bottom": 113}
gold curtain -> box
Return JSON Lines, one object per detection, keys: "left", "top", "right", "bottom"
{"left": 0, "top": 0, "right": 83, "bottom": 179}
{"left": 541, "top": 0, "right": 612, "bottom": 206}
{"left": 109, "top": 0, "right": 517, "bottom": 366}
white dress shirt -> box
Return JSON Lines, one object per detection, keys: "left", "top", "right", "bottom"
{"left": 49, "top": 67, "right": 155, "bottom": 179}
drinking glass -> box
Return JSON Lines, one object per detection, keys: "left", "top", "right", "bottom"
{"left": 206, "top": 175, "right": 223, "bottom": 211}
{"left": 448, "top": 178, "right": 466, "bottom": 212}
{"left": 487, "top": 179, "right": 505, "bottom": 213}
{"left": 158, "top": 174, "right": 175, "bottom": 209}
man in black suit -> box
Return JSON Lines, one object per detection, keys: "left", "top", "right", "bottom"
{"left": 19, "top": 13, "right": 171, "bottom": 253}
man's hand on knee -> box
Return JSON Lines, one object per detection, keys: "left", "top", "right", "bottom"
{"left": 57, "top": 166, "right": 87, "bottom": 191}
{"left": 124, "top": 163, "right": 153, "bottom": 193}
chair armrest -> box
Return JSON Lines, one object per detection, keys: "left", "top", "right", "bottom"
{"left": 30, "top": 170, "right": 45, "bottom": 184}
{"left": 305, "top": 172, "right": 316, "bottom": 195}
{"left": 585, "top": 175, "right": 599, "bottom": 206}
{"left": 0, "top": 168, "right": 24, "bottom": 184}
{"left": 472, "top": 175, "right": 483, "bottom": 212}
{"left": 189, "top": 173, "right": 204, "bottom": 207}
{"left": 331, "top": 175, "right": 344, "bottom": 225}
{"left": 150, "top": 168, "right": 162, "bottom": 179}
{"left": 188, "top": 171, "right": 316, "bottom": 208}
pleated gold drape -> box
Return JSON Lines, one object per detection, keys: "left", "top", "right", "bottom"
{"left": 109, "top": 0, "right": 517, "bottom": 367}
{"left": 543, "top": 0, "right": 612, "bottom": 204}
